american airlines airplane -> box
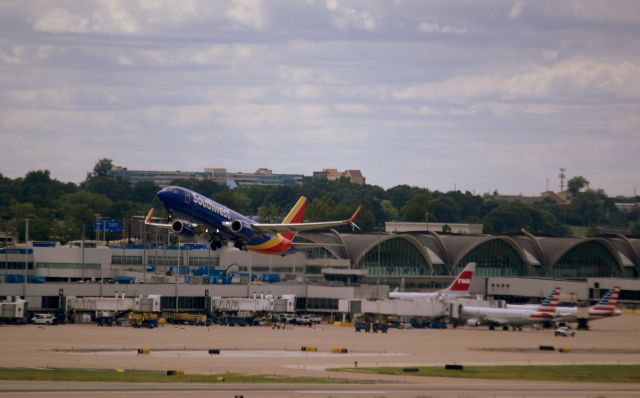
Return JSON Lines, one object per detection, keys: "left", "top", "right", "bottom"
{"left": 388, "top": 262, "right": 476, "bottom": 300}
{"left": 461, "top": 287, "right": 561, "bottom": 330}
{"left": 507, "top": 286, "right": 622, "bottom": 323}
{"left": 145, "top": 185, "right": 361, "bottom": 256}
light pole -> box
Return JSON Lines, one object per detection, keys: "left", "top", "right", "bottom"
{"left": 94, "top": 214, "right": 100, "bottom": 241}
{"left": 377, "top": 223, "right": 382, "bottom": 274}
{"left": 24, "top": 218, "right": 29, "bottom": 298}
{"left": 425, "top": 212, "right": 430, "bottom": 233}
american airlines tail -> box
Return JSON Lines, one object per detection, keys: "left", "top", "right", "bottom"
{"left": 588, "top": 287, "right": 622, "bottom": 319}
{"left": 535, "top": 287, "right": 561, "bottom": 315}
{"left": 592, "top": 286, "right": 620, "bottom": 311}
{"left": 388, "top": 262, "right": 476, "bottom": 299}
{"left": 527, "top": 287, "right": 561, "bottom": 321}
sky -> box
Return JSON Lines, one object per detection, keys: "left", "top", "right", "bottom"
{"left": 0, "top": 0, "right": 639, "bottom": 197}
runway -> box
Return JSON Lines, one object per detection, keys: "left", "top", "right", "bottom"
{"left": 1, "top": 380, "right": 639, "bottom": 398}
{"left": 1, "top": 314, "right": 639, "bottom": 397}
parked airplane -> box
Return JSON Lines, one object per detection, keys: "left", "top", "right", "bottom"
{"left": 145, "top": 185, "right": 361, "bottom": 255}
{"left": 461, "top": 287, "right": 561, "bottom": 330}
{"left": 506, "top": 286, "right": 622, "bottom": 323}
{"left": 388, "top": 262, "right": 476, "bottom": 301}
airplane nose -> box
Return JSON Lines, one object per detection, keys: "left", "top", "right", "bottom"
{"left": 157, "top": 188, "right": 171, "bottom": 202}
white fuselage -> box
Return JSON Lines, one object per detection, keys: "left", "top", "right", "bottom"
{"left": 461, "top": 306, "right": 551, "bottom": 327}
{"left": 506, "top": 304, "right": 621, "bottom": 322}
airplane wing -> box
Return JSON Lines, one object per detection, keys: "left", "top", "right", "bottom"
{"left": 142, "top": 208, "right": 196, "bottom": 228}
{"left": 291, "top": 242, "right": 346, "bottom": 248}
{"left": 252, "top": 206, "right": 361, "bottom": 234}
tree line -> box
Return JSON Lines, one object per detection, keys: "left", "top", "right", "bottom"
{"left": 1, "top": 158, "right": 639, "bottom": 243}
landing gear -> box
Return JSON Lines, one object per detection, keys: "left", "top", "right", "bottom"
{"left": 209, "top": 240, "right": 223, "bottom": 251}
{"left": 233, "top": 241, "right": 247, "bottom": 251}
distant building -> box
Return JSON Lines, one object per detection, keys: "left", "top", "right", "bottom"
{"left": 109, "top": 165, "right": 366, "bottom": 188}
{"left": 312, "top": 168, "right": 366, "bottom": 185}
{"left": 109, "top": 166, "right": 304, "bottom": 188}
{"left": 615, "top": 203, "right": 640, "bottom": 213}
{"left": 213, "top": 168, "right": 305, "bottom": 188}
{"left": 109, "top": 166, "right": 212, "bottom": 186}
{"left": 385, "top": 222, "right": 483, "bottom": 234}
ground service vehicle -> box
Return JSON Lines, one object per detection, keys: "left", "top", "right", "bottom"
{"left": 32, "top": 313, "right": 56, "bottom": 325}
{"left": 554, "top": 326, "right": 576, "bottom": 337}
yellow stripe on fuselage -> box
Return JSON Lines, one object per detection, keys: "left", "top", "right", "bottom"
{"left": 247, "top": 234, "right": 284, "bottom": 250}
{"left": 282, "top": 196, "right": 307, "bottom": 224}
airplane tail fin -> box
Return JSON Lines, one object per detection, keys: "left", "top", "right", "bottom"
{"left": 444, "top": 262, "right": 476, "bottom": 294}
{"left": 537, "top": 287, "right": 561, "bottom": 314}
{"left": 592, "top": 286, "right": 620, "bottom": 312}
{"left": 280, "top": 196, "right": 308, "bottom": 240}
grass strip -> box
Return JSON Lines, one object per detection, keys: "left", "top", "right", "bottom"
{"left": 0, "top": 368, "right": 359, "bottom": 384}
{"left": 331, "top": 365, "right": 640, "bottom": 383}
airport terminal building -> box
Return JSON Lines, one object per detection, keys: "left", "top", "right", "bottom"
{"left": 1, "top": 226, "right": 639, "bottom": 316}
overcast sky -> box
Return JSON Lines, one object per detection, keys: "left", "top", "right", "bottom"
{"left": 1, "top": 1, "right": 639, "bottom": 196}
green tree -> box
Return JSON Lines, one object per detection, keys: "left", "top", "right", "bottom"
{"left": 305, "top": 197, "right": 336, "bottom": 222}
{"left": 431, "top": 196, "right": 462, "bottom": 223}
{"left": 131, "top": 181, "right": 161, "bottom": 203}
{"left": 258, "top": 203, "right": 281, "bottom": 223}
{"left": 213, "top": 190, "right": 251, "bottom": 214}
{"left": 567, "top": 176, "right": 589, "bottom": 196}
{"left": 380, "top": 199, "right": 399, "bottom": 221}
{"left": 401, "top": 192, "right": 433, "bottom": 222}
{"left": 9, "top": 202, "right": 54, "bottom": 241}
{"left": 59, "top": 192, "right": 113, "bottom": 239}
{"left": 570, "top": 190, "right": 606, "bottom": 226}
{"left": 92, "top": 158, "right": 114, "bottom": 177}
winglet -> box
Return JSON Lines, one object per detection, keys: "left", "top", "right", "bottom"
{"left": 145, "top": 208, "right": 154, "bottom": 225}
{"left": 348, "top": 206, "right": 362, "bottom": 231}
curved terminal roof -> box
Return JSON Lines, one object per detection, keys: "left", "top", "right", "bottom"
{"left": 297, "top": 231, "right": 640, "bottom": 278}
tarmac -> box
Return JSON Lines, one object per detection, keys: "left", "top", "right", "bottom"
{"left": 1, "top": 313, "right": 639, "bottom": 397}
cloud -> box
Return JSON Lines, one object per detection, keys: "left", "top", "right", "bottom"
{"left": 326, "top": 0, "right": 376, "bottom": 30}
{"left": 1, "top": 1, "right": 639, "bottom": 195}
{"left": 541, "top": 0, "right": 640, "bottom": 24}
{"left": 224, "top": 0, "right": 265, "bottom": 30}
{"left": 392, "top": 61, "right": 640, "bottom": 104}
{"left": 508, "top": 1, "right": 525, "bottom": 19}
{"left": 32, "top": 2, "right": 140, "bottom": 34}
{"left": 418, "top": 21, "right": 469, "bottom": 34}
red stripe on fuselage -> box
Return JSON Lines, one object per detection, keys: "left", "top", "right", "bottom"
{"left": 249, "top": 238, "right": 293, "bottom": 255}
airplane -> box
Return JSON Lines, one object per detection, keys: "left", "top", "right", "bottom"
{"left": 461, "top": 287, "right": 561, "bottom": 331}
{"left": 388, "top": 262, "right": 476, "bottom": 301}
{"left": 506, "top": 286, "right": 622, "bottom": 323}
{"left": 144, "top": 185, "right": 361, "bottom": 256}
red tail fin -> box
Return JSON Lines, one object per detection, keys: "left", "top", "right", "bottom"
{"left": 281, "top": 196, "right": 308, "bottom": 240}
{"left": 447, "top": 262, "right": 476, "bottom": 293}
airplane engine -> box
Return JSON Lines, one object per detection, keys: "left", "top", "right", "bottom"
{"left": 171, "top": 220, "right": 197, "bottom": 237}
{"left": 222, "top": 219, "right": 258, "bottom": 241}
{"left": 228, "top": 219, "right": 244, "bottom": 233}
{"left": 466, "top": 319, "right": 481, "bottom": 327}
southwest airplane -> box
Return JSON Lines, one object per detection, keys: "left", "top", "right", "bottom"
{"left": 388, "top": 262, "right": 476, "bottom": 300}
{"left": 461, "top": 287, "right": 561, "bottom": 330}
{"left": 507, "top": 286, "right": 622, "bottom": 323}
{"left": 145, "top": 185, "right": 361, "bottom": 255}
